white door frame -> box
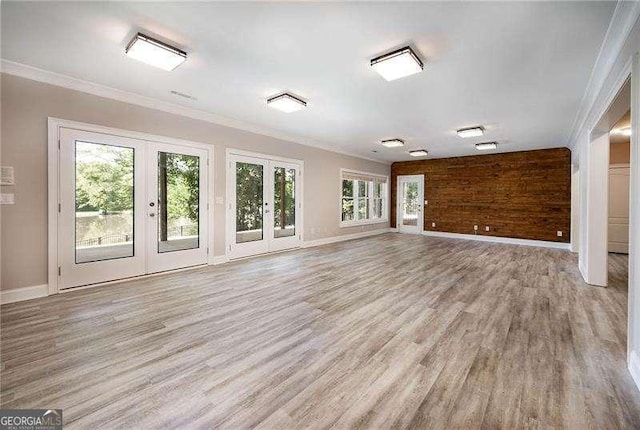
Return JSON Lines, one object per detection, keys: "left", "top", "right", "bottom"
{"left": 225, "top": 148, "right": 304, "bottom": 260}
{"left": 580, "top": 56, "right": 638, "bottom": 381}
{"left": 581, "top": 65, "right": 632, "bottom": 287}
{"left": 396, "top": 174, "right": 424, "bottom": 234}
{"left": 47, "top": 118, "right": 215, "bottom": 295}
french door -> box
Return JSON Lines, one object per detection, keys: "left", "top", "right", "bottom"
{"left": 227, "top": 153, "right": 301, "bottom": 259}
{"left": 58, "top": 127, "right": 208, "bottom": 289}
{"left": 397, "top": 175, "right": 424, "bottom": 234}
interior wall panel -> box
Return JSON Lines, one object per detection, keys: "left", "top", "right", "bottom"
{"left": 391, "top": 148, "right": 571, "bottom": 243}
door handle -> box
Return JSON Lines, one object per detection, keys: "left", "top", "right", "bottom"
{"left": 149, "top": 213, "right": 155, "bottom": 217}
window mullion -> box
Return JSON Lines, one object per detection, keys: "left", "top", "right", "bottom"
{"left": 358, "top": 182, "right": 360, "bottom": 221}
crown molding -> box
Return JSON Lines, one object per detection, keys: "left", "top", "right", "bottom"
{"left": 566, "top": 0, "right": 640, "bottom": 152}
{"left": 0, "top": 59, "right": 389, "bottom": 165}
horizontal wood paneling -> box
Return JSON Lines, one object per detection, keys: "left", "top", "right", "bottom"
{"left": 391, "top": 148, "right": 571, "bottom": 242}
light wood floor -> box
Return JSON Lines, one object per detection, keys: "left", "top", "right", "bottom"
{"left": 2, "top": 234, "right": 640, "bottom": 429}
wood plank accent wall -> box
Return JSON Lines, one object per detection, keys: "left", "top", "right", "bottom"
{"left": 390, "top": 148, "right": 571, "bottom": 242}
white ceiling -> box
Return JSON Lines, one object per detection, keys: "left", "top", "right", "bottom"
{"left": 1, "top": 1, "right": 616, "bottom": 162}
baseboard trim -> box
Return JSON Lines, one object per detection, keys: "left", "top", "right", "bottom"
{"left": 422, "top": 231, "right": 571, "bottom": 250}
{"left": 0, "top": 284, "right": 48, "bottom": 305}
{"left": 212, "top": 255, "right": 229, "bottom": 265}
{"left": 302, "top": 228, "right": 392, "bottom": 248}
{"left": 629, "top": 351, "right": 640, "bottom": 391}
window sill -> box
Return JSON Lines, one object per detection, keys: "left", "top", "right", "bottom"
{"left": 340, "top": 218, "right": 389, "bottom": 228}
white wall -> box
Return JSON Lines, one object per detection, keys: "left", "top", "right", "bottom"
{"left": 0, "top": 73, "right": 390, "bottom": 292}
{"left": 571, "top": 3, "right": 640, "bottom": 387}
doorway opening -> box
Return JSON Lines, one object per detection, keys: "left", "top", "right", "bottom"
{"left": 609, "top": 106, "right": 632, "bottom": 301}
{"left": 583, "top": 78, "right": 631, "bottom": 287}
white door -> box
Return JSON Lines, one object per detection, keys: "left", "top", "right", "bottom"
{"left": 397, "top": 175, "right": 424, "bottom": 234}
{"left": 228, "top": 154, "right": 301, "bottom": 259}
{"left": 147, "top": 143, "right": 209, "bottom": 273}
{"left": 608, "top": 165, "right": 630, "bottom": 254}
{"left": 58, "top": 128, "right": 209, "bottom": 289}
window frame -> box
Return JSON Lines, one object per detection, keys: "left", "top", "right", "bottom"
{"left": 339, "top": 169, "right": 389, "bottom": 227}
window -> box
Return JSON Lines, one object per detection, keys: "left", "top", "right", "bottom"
{"left": 341, "top": 170, "right": 388, "bottom": 226}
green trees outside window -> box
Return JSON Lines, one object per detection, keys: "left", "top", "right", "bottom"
{"left": 341, "top": 174, "right": 388, "bottom": 224}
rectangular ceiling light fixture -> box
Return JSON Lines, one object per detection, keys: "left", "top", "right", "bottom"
{"left": 381, "top": 139, "right": 405, "bottom": 148}
{"left": 267, "top": 93, "right": 307, "bottom": 113}
{"left": 475, "top": 142, "right": 498, "bottom": 151}
{"left": 125, "top": 33, "right": 187, "bottom": 71}
{"left": 409, "top": 149, "right": 428, "bottom": 157}
{"left": 371, "top": 46, "right": 424, "bottom": 81}
{"left": 457, "top": 126, "right": 485, "bottom": 138}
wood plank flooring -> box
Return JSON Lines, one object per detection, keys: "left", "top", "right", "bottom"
{"left": 2, "top": 234, "right": 640, "bottom": 429}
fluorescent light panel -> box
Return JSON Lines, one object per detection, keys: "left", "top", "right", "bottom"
{"left": 475, "top": 142, "right": 498, "bottom": 151}
{"left": 457, "top": 126, "right": 484, "bottom": 138}
{"left": 381, "top": 139, "right": 405, "bottom": 148}
{"left": 125, "top": 33, "right": 186, "bottom": 71}
{"left": 371, "top": 46, "right": 424, "bottom": 81}
{"left": 266, "top": 93, "right": 307, "bottom": 113}
{"left": 409, "top": 150, "right": 428, "bottom": 157}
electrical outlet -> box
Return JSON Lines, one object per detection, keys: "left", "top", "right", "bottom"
{"left": 474, "top": 225, "right": 478, "bottom": 231}
{"left": 557, "top": 231, "right": 563, "bottom": 237}
{"left": 485, "top": 226, "right": 490, "bottom": 231}
{"left": 431, "top": 222, "right": 436, "bottom": 228}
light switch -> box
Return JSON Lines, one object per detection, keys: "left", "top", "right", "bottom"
{"left": 0, "top": 167, "right": 14, "bottom": 185}
{"left": 0, "top": 193, "right": 15, "bottom": 204}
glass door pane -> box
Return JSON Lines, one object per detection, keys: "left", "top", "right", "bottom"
{"left": 273, "top": 167, "right": 296, "bottom": 238}
{"left": 75, "top": 141, "right": 134, "bottom": 263}
{"left": 157, "top": 152, "right": 200, "bottom": 253}
{"left": 402, "top": 181, "right": 419, "bottom": 226}
{"left": 236, "top": 162, "right": 264, "bottom": 243}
